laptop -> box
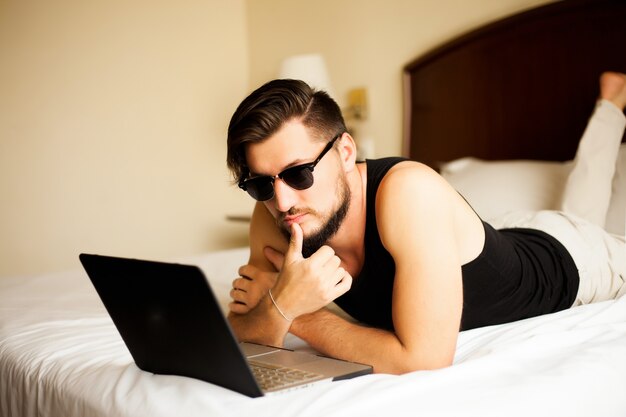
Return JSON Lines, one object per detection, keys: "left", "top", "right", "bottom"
{"left": 79, "top": 253, "right": 372, "bottom": 397}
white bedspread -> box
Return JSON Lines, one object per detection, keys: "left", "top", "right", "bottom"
{"left": 2, "top": 247, "right": 625, "bottom": 417}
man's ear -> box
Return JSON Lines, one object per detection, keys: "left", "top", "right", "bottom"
{"left": 338, "top": 133, "right": 358, "bottom": 172}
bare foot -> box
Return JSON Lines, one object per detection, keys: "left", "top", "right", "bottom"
{"left": 600, "top": 71, "right": 626, "bottom": 111}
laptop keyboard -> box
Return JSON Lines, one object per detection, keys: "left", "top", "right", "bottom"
{"left": 249, "top": 360, "right": 323, "bottom": 391}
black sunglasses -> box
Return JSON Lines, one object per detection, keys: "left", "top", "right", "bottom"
{"left": 238, "top": 132, "right": 343, "bottom": 201}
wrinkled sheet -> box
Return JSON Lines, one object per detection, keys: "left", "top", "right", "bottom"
{"left": 2, "top": 247, "right": 625, "bottom": 417}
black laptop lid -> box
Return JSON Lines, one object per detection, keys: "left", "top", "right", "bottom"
{"left": 79, "top": 253, "right": 263, "bottom": 397}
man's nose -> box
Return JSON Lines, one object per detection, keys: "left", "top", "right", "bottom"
{"left": 272, "top": 178, "right": 298, "bottom": 212}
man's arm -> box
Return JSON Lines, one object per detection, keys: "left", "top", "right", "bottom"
{"left": 289, "top": 308, "right": 446, "bottom": 374}
{"left": 285, "top": 165, "right": 472, "bottom": 374}
{"left": 227, "top": 296, "right": 292, "bottom": 347}
{"left": 227, "top": 202, "right": 292, "bottom": 345}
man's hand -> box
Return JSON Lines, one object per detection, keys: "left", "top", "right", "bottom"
{"left": 229, "top": 265, "right": 278, "bottom": 314}
{"left": 267, "top": 223, "right": 353, "bottom": 319}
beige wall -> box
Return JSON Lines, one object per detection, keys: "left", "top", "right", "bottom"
{"left": 1, "top": 0, "right": 555, "bottom": 277}
{"left": 247, "top": 0, "right": 554, "bottom": 158}
{"left": 0, "top": 0, "right": 253, "bottom": 277}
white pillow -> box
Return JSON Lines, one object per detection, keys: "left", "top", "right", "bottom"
{"left": 440, "top": 158, "right": 572, "bottom": 220}
{"left": 440, "top": 144, "right": 625, "bottom": 236}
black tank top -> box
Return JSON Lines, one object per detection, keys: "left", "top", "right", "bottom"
{"left": 334, "top": 157, "right": 579, "bottom": 331}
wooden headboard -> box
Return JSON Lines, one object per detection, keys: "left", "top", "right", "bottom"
{"left": 403, "top": 0, "right": 626, "bottom": 170}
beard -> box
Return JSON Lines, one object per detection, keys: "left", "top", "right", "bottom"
{"left": 279, "top": 176, "right": 351, "bottom": 258}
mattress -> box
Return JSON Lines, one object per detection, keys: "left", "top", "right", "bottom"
{"left": 1, "top": 247, "right": 625, "bottom": 417}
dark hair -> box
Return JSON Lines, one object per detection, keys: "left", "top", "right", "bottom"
{"left": 226, "top": 79, "right": 347, "bottom": 183}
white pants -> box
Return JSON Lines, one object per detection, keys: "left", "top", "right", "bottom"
{"left": 490, "top": 100, "right": 626, "bottom": 305}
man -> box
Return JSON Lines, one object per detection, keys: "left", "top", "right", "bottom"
{"left": 225, "top": 73, "right": 626, "bottom": 374}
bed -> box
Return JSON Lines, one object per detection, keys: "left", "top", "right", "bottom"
{"left": 2, "top": 1, "right": 626, "bottom": 416}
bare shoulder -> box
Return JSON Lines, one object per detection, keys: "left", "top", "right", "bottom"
{"left": 374, "top": 159, "right": 484, "bottom": 263}
{"left": 375, "top": 161, "right": 454, "bottom": 245}
{"left": 249, "top": 203, "right": 289, "bottom": 269}
{"left": 376, "top": 160, "right": 455, "bottom": 207}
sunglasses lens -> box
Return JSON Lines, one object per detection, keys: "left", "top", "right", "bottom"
{"left": 281, "top": 166, "right": 314, "bottom": 190}
{"left": 245, "top": 177, "right": 274, "bottom": 201}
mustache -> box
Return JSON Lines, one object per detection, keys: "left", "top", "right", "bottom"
{"left": 276, "top": 207, "right": 319, "bottom": 237}
{"left": 277, "top": 207, "right": 314, "bottom": 222}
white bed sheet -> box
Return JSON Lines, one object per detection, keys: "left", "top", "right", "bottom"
{"left": 1, "top": 247, "right": 625, "bottom": 417}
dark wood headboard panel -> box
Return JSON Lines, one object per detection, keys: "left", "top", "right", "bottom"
{"left": 403, "top": 0, "right": 626, "bottom": 170}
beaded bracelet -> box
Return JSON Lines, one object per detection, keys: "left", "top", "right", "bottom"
{"left": 268, "top": 289, "right": 293, "bottom": 322}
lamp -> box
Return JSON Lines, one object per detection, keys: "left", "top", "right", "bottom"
{"left": 278, "top": 53, "right": 335, "bottom": 98}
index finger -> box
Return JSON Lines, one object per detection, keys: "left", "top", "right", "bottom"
{"left": 285, "top": 222, "right": 304, "bottom": 264}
